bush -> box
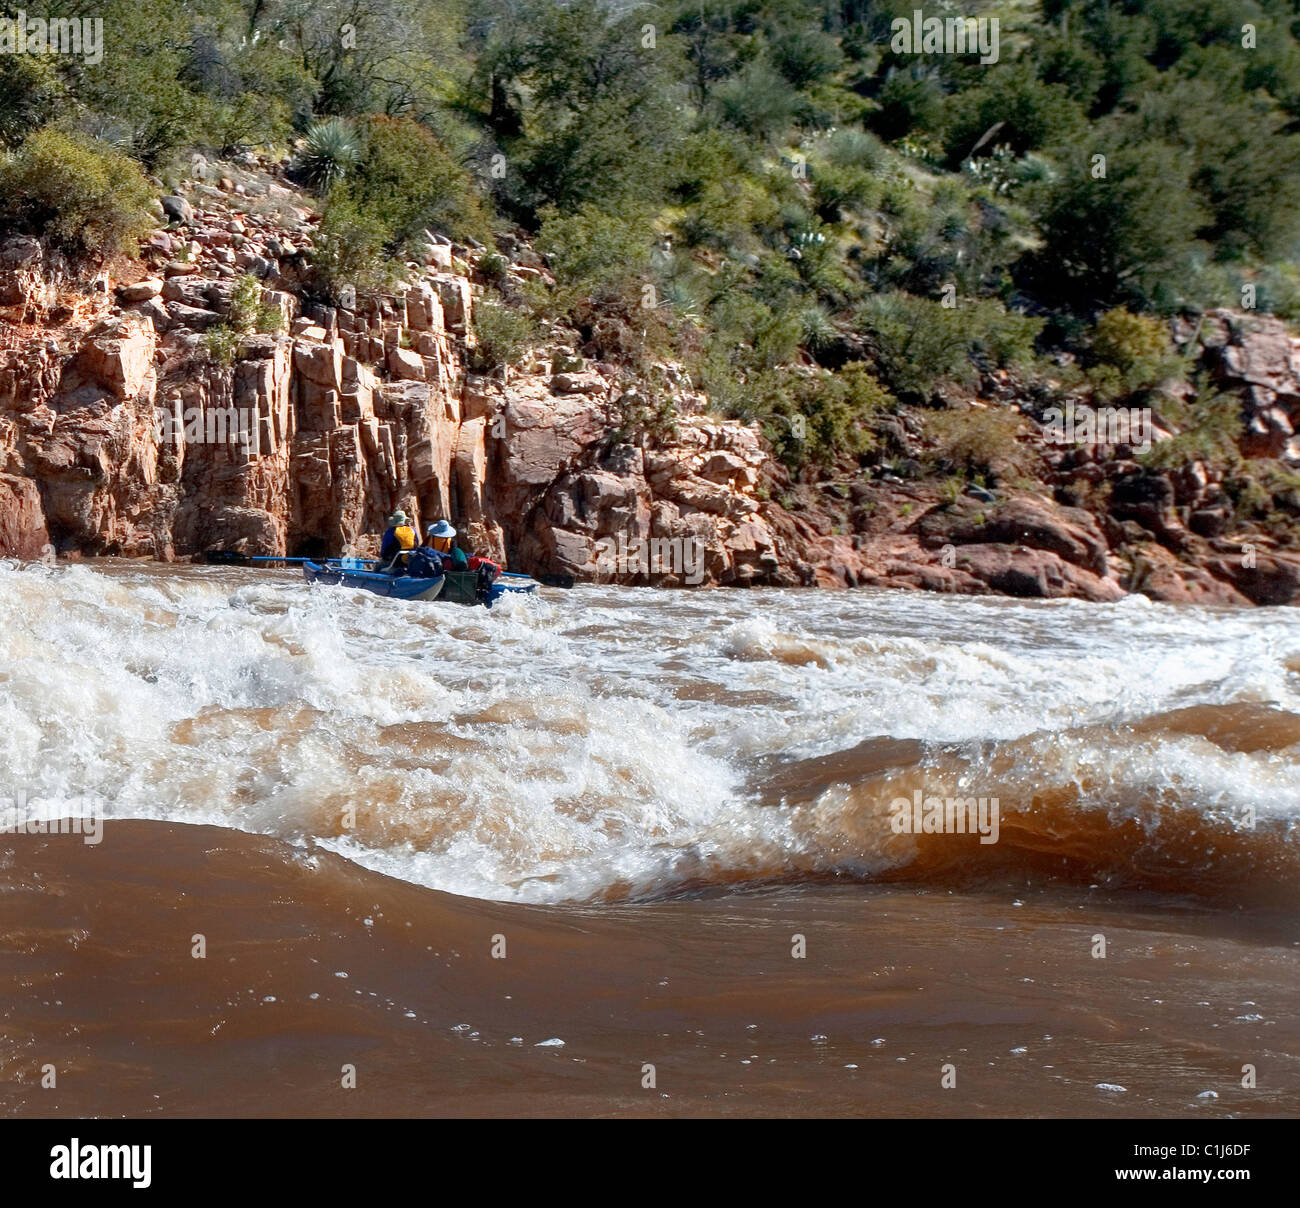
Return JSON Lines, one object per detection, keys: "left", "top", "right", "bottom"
{"left": 711, "top": 61, "right": 802, "bottom": 142}
{"left": 203, "top": 274, "right": 284, "bottom": 365}
{"left": 348, "top": 115, "right": 490, "bottom": 248}
{"left": 296, "top": 118, "right": 361, "bottom": 193}
{"left": 0, "top": 55, "right": 64, "bottom": 150}
{"left": 942, "top": 67, "right": 1087, "bottom": 165}
{"left": 1034, "top": 141, "right": 1210, "bottom": 310}
{"left": 925, "top": 406, "right": 1035, "bottom": 482}
{"left": 537, "top": 202, "right": 655, "bottom": 307}
{"left": 1140, "top": 387, "right": 1243, "bottom": 472}
{"left": 819, "top": 128, "right": 887, "bottom": 173}
{"left": 871, "top": 68, "right": 946, "bottom": 142}
{"left": 811, "top": 162, "right": 880, "bottom": 222}
{"left": 310, "top": 197, "right": 393, "bottom": 300}
{"left": 765, "top": 362, "right": 893, "bottom": 470}
{"left": 469, "top": 296, "right": 536, "bottom": 373}
{"left": 855, "top": 293, "right": 974, "bottom": 399}
{"left": 1087, "top": 307, "right": 1176, "bottom": 397}
{"left": 965, "top": 299, "right": 1044, "bottom": 368}
{"left": 1091, "top": 307, "right": 1168, "bottom": 368}
{"left": 0, "top": 128, "right": 153, "bottom": 258}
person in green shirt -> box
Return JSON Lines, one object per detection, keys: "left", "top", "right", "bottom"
{"left": 425, "top": 520, "right": 469, "bottom": 572}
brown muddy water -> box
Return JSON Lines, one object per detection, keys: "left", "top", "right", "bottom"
{"left": 1, "top": 560, "right": 1298, "bottom": 1117}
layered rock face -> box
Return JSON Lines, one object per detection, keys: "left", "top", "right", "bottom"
{"left": 0, "top": 179, "right": 784, "bottom": 587}
{"left": 0, "top": 165, "right": 1296, "bottom": 604}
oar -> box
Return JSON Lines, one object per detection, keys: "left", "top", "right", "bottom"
{"left": 201, "top": 551, "right": 316, "bottom": 566}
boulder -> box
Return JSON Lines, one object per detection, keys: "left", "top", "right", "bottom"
{"left": 160, "top": 195, "right": 195, "bottom": 225}
{"left": 388, "top": 346, "right": 426, "bottom": 382}
{"left": 1208, "top": 552, "right": 1300, "bottom": 606}
{"left": 0, "top": 474, "right": 49, "bottom": 558}
{"left": 117, "top": 278, "right": 164, "bottom": 303}
{"left": 953, "top": 544, "right": 1125, "bottom": 602}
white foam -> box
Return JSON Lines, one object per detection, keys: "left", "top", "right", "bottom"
{"left": 1, "top": 561, "right": 1297, "bottom": 902}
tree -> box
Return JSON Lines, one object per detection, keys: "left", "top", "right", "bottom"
{"left": 1033, "top": 141, "right": 1210, "bottom": 310}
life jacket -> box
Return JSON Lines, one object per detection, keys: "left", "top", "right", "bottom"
{"left": 380, "top": 525, "right": 418, "bottom": 566}
{"left": 468, "top": 555, "right": 501, "bottom": 581}
{"left": 431, "top": 541, "right": 469, "bottom": 572}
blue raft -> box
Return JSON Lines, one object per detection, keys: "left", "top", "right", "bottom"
{"left": 302, "top": 559, "right": 539, "bottom": 607}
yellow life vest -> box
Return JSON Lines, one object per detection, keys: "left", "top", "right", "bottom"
{"left": 394, "top": 525, "right": 417, "bottom": 550}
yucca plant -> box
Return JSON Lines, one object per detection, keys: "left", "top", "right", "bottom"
{"left": 296, "top": 118, "right": 360, "bottom": 193}
{"left": 799, "top": 304, "right": 837, "bottom": 352}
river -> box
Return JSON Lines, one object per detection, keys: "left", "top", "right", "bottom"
{"left": 2, "top": 559, "right": 1298, "bottom": 1116}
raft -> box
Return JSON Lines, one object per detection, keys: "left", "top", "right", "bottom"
{"left": 302, "top": 560, "right": 539, "bottom": 607}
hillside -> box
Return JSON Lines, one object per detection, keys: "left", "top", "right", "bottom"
{"left": 0, "top": 0, "right": 1297, "bottom": 602}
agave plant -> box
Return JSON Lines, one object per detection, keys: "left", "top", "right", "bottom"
{"left": 799, "top": 304, "right": 838, "bottom": 352}
{"left": 296, "top": 118, "right": 360, "bottom": 192}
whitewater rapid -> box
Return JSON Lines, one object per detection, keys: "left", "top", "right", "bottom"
{"left": 1, "top": 559, "right": 1298, "bottom": 903}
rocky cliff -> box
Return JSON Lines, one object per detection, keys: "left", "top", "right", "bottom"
{"left": 0, "top": 162, "right": 788, "bottom": 588}
{"left": 0, "top": 158, "right": 1297, "bottom": 604}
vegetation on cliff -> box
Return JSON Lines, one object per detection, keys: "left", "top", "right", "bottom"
{"left": 3, "top": 0, "right": 1299, "bottom": 512}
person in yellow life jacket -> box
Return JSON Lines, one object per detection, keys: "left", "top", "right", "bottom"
{"left": 379, "top": 510, "right": 418, "bottom": 571}
{"left": 424, "top": 520, "right": 469, "bottom": 572}
{"left": 426, "top": 520, "right": 504, "bottom": 588}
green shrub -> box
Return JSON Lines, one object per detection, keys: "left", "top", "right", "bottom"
{"left": 537, "top": 202, "right": 654, "bottom": 307}
{"left": 711, "top": 61, "right": 802, "bottom": 142}
{"left": 229, "top": 274, "right": 284, "bottom": 333}
{"left": 296, "top": 118, "right": 361, "bottom": 193}
{"left": 855, "top": 293, "right": 974, "bottom": 399}
{"left": 1091, "top": 307, "right": 1168, "bottom": 367}
{"left": 715, "top": 360, "right": 893, "bottom": 471}
{"left": 965, "top": 299, "right": 1044, "bottom": 368}
{"left": 776, "top": 362, "right": 892, "bottom": 470}
{"left": 202, "top": 325, "right": 242, "bottom": 368}
{"left": 811, "top": 162, "right": 880, "bottom": 222}
{"left": 611, "top": 370, "right": 679, "bottom": 442}
{"left": 469, "top": 296, "right": 536, "bottom": 373}
{"left": 203, "top": 274, "right": 284, "bottom": 365}
{"left": 348, "top": 115, "right": 490, "bottom": 248}
{"left": 310, "top": 197, "right": 393, "bottom": 300}
{"left": 0, "top": 55, "right": 64, "bottom": 150}
{"left": 871, "top": 69, "right": 946, "bottom": 142}
{"left": 208, "top": 92, "right": 292, "bottom": 157}
{"left": 925, "top": 406, "right": 1036, "bottom": 482}
{"left": 477, "top": 251, "right": 510, "bottom": 286}
{"left": 819, "top": 128, "right": 887, "bottom": 172}
{"left": 855, "top": 293, "right": 1042, "bottom": 399}
{"left": 0, "top": 128, "right": 153, "bottom": 258}
{"left": 1085, "top": 307, "right": 1180, "bottom": 398}
{"left": 1035, "top": 142, "right": 1210, "bottom": 310}
{"left": 1088, "top": 307, "right": 1172, "bottom": 389}
{"left": 1139, "top": 388, "right": 1243, "bottom": 471}
{"left": 943, "top": 66, "right": 1087, "bottom": 165}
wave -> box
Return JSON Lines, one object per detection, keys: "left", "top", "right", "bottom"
{"left": 1, "top": 559, "right": 1298, "bottom": 905}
